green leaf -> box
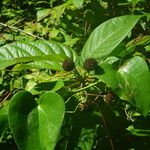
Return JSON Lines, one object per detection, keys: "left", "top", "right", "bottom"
{"left": 0, "top": 40, "right": 75, "bottom": 70}
{"left": 9, "top": 91, "right": 65, "bottom": 150}
{"left": 127, "top": 35, "right": 150, "bottom": 53}
{"left": 51, "top": 78, "right": 64, "bottom": 92}
{"left": 99, "top": 63, "right": 119, "bottom": 90}
{"left": 117, "top": 56, "right": 150, "bottom": 116}
{"left": 37, "top": 9, "right": 51, "bottom": 21}
{"left": 29, "top": 79, "right": 64, "bottom": 95}
{"left": 81, "top": 15, "right": 141, "bottom": 63}
{"left": 145, "top": 44, "right": 150, "bottom": 52}
{"left": 103, "top": 56, "right": 119, "bottom": 64}
{"left": 0, "top": 102, "right": 9, "bottom": 141}
{"left": 127, "top": 125, "right": 150, "bottom": 136}
{"left": 73, "top": 0, "right": 85, "bottom": 8}
{"left": 28, "top": 61, "right": 63, "bottom": 70}
{"left": 13, "top": 61, "right": 63, "bottom": 71}
{"left": 128, "top": 0, "right": 145, "bottom": 5}
{"left": 66, "top": 111, "right": 98, "bottom": 150}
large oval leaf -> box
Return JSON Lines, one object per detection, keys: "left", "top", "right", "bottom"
{"left": 81, "top": 15, "right": 141, "bottom": 63}
{"left": 117, "top": 56, "right": 150, "bottom": 116}
{"left": 0, "top": 40, "right": 75, "bottom": 70}
{"left": 9, "top": 91, "right": 65, "bottom": 150}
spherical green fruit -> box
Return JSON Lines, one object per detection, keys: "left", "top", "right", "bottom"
{"left": 83, "top": 58, "right": 98, "bottom": 71}
{"left": 62, "top": 58, "right": 75, "bottom": 71}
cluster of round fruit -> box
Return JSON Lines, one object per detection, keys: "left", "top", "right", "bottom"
{"left": 62, "top": 58, "right": 98, "bottom": 72}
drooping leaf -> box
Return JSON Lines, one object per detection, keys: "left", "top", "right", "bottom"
{"left": 117, "top": 56, "right": 150, "bottom": 116}
{"left": 9, "top": 90, "right": 65, "bottom": 150}
{"left": 81, "top": 15, "right": 141, "bottom": 63}
{"left": 0, "top": 40, "right": 75, "bottom": 70}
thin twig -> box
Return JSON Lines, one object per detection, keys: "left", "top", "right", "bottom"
{"left": 65, "top": 104, "right": 79, "bottom": 114}
{"left": 0, "top": 91, "right": 11, "bottom": 107}
{"left": 72, "top": 80, "right": 100, "bottom": 93}
{"left": 96, "top": 101, "right": 115, "bottom": 150}
{"left": 0, "top": 22, "right": 43, "bottom": 40}
{"left": 124, "top": 107, "right": 135, "bottom": 122}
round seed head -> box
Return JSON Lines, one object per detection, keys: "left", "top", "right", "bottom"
{"left": 62, "top": 58, "right": 75, "bottom": 71}
{"left": 83, "top": 58, "right": 98, "bottom": 71}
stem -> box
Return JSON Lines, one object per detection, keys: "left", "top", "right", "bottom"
{"left": 96, "top": 102, "right": 115, "bottom": 150}
{"left": 73, "top": 68, "right": 83, "bottom": 80}
{"left": 65, "top": 104, "right": 79, "bottom": 114}
{"left": 0, "top": 22, "right": 43, "bottom": 40}
{"left": 0, "top": 91, "right": 12, "bottom": 106}
{"left": 72, "top": 80, "right": 100, "bottom": 93}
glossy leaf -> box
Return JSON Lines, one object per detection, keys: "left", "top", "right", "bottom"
{"left": 81, "top": 15, "right": 141, "bottom": 63}
{"left": 98, "top": 63, "right": 119, "bottom": 90}
{"left": 117, "top": 56, "right": 150, "bottom": 116}
{"left": 0, "top": 40, "right": 75, "bottom": 70}
{"left": 9, "top": 91, "right": 65, "bottom": 150}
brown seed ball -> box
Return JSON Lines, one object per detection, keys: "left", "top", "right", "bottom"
{"left": 62, "top": 58, "right": 75, "bottom": 71}
{"left": 83, "top": 58, "right": 98, "bottom": 71}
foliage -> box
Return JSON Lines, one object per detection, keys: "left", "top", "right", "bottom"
{"left": 0, "top": 0, "right": 150, "bottom": 150}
